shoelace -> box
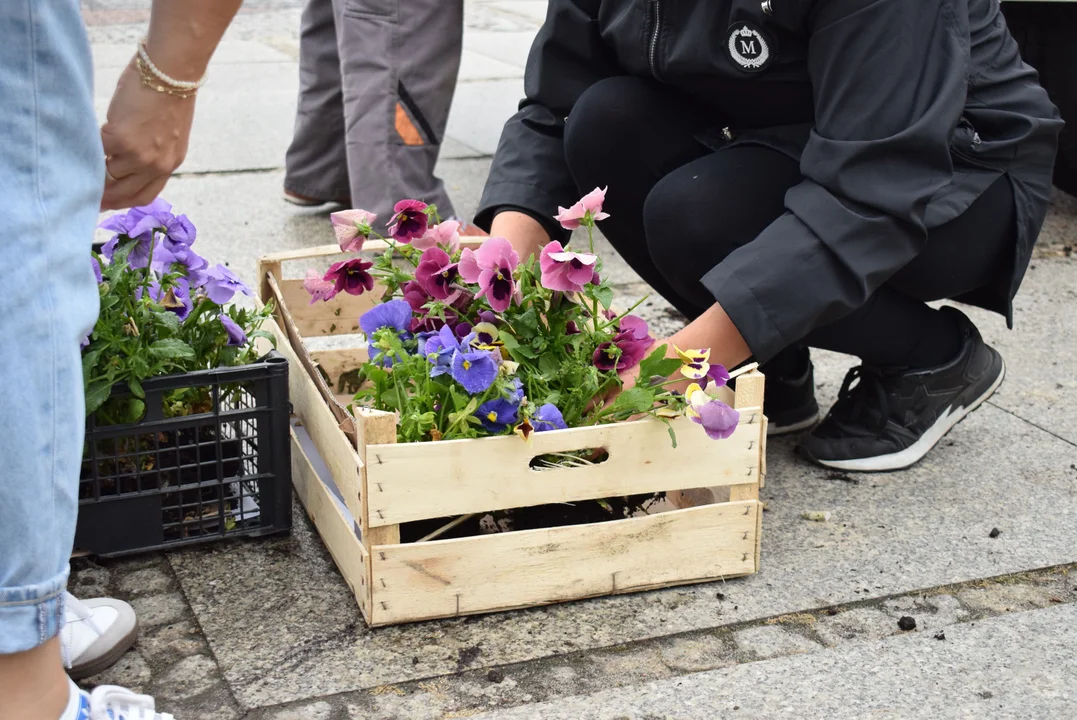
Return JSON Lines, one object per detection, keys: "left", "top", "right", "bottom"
{"left": 88, "top": 686, "right": 174, "bottom": 720}
{"left": 831, "top": 366, "right": 893, "bottom": 435}
{"left": 62, "top": 593, "right": 105, "bottom": 668}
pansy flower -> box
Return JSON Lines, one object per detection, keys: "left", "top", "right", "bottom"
{"left": 423, "top": 325, "right": 467, "bottom": 377}
{"left": 554, "top": 186, "right": 610, "bottom": 230}
{"left": 458, "top": 237, "right": 520, "bottom": 313}
{"left": 476, "top": 398, "right": 518, "bottom": 433}
{"left": 331, "top": 209, "right": 377, "bottom": 252}
{"left": 532, "top": 403, "right": 567, "bottom": 432}
{"left": 414, "top": 247, "right": 459, "bottom": 301}
{"left": 325, "top": 258, "right": 375, "bottom": 296}
{"left": 451, "top": 347, "right": 498, "bottom": 394}
{"left": 199, "top": 264, "right": 253, "bottom": 305}
{"left": 387, "top": 199, "right": 429, "bottom": 243}
{"left": 304, "top": 269, "right": 338, "bottom": 304}
{"left": 91, "top": 257, "right": 103, "bottom": 284}
{"left": 360, "top": 299, "right": 413, "bottom": 337}
{"left": 412, "top": 219, "right": 461, "bottom": 252}
{"left": 685, "top": 384, "right": 740, "bottom": 440}
{"left": 539, "top": 241, "right": 599, "bottom": 293}
{"left": 592, "top": 315, "right": 653, "bottom": 372}
{"left": 220, "top": 314, "right": 247, "bottom": 347}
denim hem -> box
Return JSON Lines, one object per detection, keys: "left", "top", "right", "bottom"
{"left": 0, "top": 566, "right": 68, "bottom": 653}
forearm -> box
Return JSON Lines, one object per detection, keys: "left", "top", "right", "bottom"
{"left": 490, "top": 210, "right": 550, "bottom": 259}
{"left": 667, "top": 302, "right": 751, "bottom": 380}
{"left": 145, "top": 0, "right": 244, "bottom": 80}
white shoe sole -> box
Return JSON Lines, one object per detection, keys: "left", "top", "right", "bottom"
{"left": 814, "top": 359, "right": 1005, "bottom": 473}
{"left": 768, "top": 412, "right": 820, "bottom": 436}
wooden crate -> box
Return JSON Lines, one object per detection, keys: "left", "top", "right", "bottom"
{"left": 258, "top": 242, "right": 767, "bottom": 626}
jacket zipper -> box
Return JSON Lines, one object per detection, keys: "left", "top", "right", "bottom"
{"left": 648, "top": 1, "right": 661, "bottom": 79}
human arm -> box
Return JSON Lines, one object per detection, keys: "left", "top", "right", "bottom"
{"left": 101, "top": 0, "right": 244, "bottom": 210}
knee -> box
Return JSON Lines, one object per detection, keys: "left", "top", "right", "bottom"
{"left": 642, "top": 170, "right": 737, "bottom": 285}
{"left": 564, "top": 77, "right": 659, "bottom": 177}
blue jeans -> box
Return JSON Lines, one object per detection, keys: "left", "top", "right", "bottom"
{"left": 0, "top": 0, "right": 103, "bottom": 653}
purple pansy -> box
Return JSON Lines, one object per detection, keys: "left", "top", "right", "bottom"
{"left": 592, "top": 315, "right": 654, "bottom": 372}
{"left": 360, "top": 299, "right": 413, "bottom": 337}
{"left": 201, "top": 264, "right": 252, "bottom": 305}
{"left": 532, "top": 403, "right": 567, "bottom": 432}
{"left": 387, "top": 199, "right": 429, "bottom": 243}
{"left": 476, "top": 398, "right": 519, "bottom": 433}
{"left": 325, "top": 258, "right": 375, "bottom": 297}
{"left": 91, "top": 257, "right": 103, "bottom": 284}
{"left": 423, "top": 325, "right": 467, "bottom": 377}
{"left": 451, "top": 347, "right": 498, "bottom": 394}
{"left": 147, "top": 277, "right": 193, "bottom": 321}
{"left": 414, "top": 247, "right": 459, "bottom": 301}
{"left": 220, "top": 314, "right": 247, "bottom": 347}
{"left": 692, "top": 399, "right": 740, "bottom": 440}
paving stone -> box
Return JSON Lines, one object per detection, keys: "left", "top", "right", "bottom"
{"left": 957, "top": 583, "right": 1061, "bottom": 614}
{"left": 137, "top": 621, "right": 210, "bottom": 664}
{"left": 81, "top": 650, "right": 152, "bottom": 693}
{"left": 814, "top": 608, "right": 898, "bottom": 647}
{"left": 589, "top": 647, "right": 673, "bottom": 686}
{"left": 117, "top": 567, "right": 175, "bottom": 597}
{"left": 348, "top": 690, "right": 449, "bottom": 720}
{"left": 656, "top": 634, "right": 735, "bottom": 672}
{"left": 267, "top": 701, "right": 334, "bottom": 720}
{"left": 734, "top": 625, "right": 822, "bottom": 660}
{"left": 154, "top": 655, "right": 222, "bottom": 700}
{"left": 129, "top": 593, "right": 188, "bottom": 628}
{"left": 70, "top": 565, "right": 111, "bottom": 593}
{"left": 922, "top": 594, "right": 971, "bottom": 629}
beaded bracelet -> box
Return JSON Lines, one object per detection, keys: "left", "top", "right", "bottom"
{"left": 135, "top": 38, "right": 207, "bottom": 97}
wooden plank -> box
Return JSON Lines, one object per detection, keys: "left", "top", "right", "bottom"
{"left": 265, "top": 312, "right": 364, "bottom": 521}
{"left": 760, "top": 416, "right": 768, "bottom": 490}
{"left": 258, "top": 236, "right": 487, "bottom": 266}
{"left": 366, "top": 414, "right": 762, "bottom": 527}
{"left": 257, "top": 258, "right": 282, "bottom": 310}
{"left": 729, "top": 370, "right": 765, "bottom": 502}
{"left": 290, "top": 426, "right": 371, "bottom": 622}
{"left": 357, "top": 408, "right": 401, "bottom": 547}
{"left": 309, "top": 348, "right": 370, "bottom": 391}
{"left": 368, "top": 500, "right": 760, "bottom": 626}
{"left": 279, "top": 278, "right": 385, "bottom": 337}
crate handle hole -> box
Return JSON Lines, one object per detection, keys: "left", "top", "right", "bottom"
{"left": 529, "top": 448, "right": 609, "bottom": 472}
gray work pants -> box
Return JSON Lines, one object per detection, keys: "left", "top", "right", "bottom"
{"left": 285, "top": 0, "right": 462, "bottom": 222}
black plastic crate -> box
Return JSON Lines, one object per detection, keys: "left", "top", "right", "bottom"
{"left": 75, "top": 351, "right": 292, "bottom": 557}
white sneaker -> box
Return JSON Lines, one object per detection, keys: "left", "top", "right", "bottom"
{"left": 62, "top": 592, "right": 139, "bottom": 680}
{"left": 61, "top": 679, "right": 175, "bottom": 720}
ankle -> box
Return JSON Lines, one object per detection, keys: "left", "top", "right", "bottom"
{"left": 0, "top": 637, "right": 70, "bottom": 720}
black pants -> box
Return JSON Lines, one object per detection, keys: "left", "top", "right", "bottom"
{"left": 562, "top": 77, "right": 1017, "bottom": 370}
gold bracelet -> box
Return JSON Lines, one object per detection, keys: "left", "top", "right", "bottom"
{"left": 135, "top": 56, "right": 200, "bottom": 99}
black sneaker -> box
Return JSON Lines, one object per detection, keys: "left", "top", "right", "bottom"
{"left": 763, "top": 360, "right": 821, "bottom": 436}
{"left": 799, "top": 309, "right": 1005, "bottom": 472}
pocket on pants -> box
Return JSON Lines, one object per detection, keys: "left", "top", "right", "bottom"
{"left": 342, "top": 0, "right": 398, "bottom": 21}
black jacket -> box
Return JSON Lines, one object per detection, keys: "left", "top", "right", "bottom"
{"left": 476, "top": 0, "right": 1062, "bottom": 361}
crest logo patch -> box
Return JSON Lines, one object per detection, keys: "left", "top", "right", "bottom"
{"left": 727, "top": 22, "right": 771, "bottom": 73}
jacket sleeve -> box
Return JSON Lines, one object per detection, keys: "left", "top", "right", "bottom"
{"left": 474, "top": 0, "right": 620, "bottom": 238}
{"left": 701, "top": 0, "right": 970, "bottom": 362}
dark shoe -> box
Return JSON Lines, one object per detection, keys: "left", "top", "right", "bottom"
{"left": 763, "top": 360, "right": 821, "bottom": 436}
{"left": 799, "top": 309, "right": 1005, "bottom": 472}
{"left": 282, "top": 188, "right": 350, "bottom": 208}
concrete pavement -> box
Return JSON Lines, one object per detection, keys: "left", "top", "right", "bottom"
{"left": 75, "top": 2, "right": 1077, "bottom": 717}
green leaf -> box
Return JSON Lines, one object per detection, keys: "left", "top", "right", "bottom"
{"left": 125, "top": 399, "right": 146, "bottom": 424}
{"left": 81, "top": 350, "right": 102, "bottom": 382}
{"left": 611, "top": 386, "right": 654, "bottom": 415}
{"left": 593, "top": 285, "right": 614, "bottom": 310}
{"left": 514, "top": 307, "right": 541, "bottom": 335}
{"left": 637, "top": 344, "right": 682, "bottom": 383}
{"left": 538, "top": 353, "right": 560, "bottom": 377}
{"left": 128, "top": 377, "right": 145, "bottom": 399}
{"left": 499, "top": 333, "right": 537, "bottom": 360}
{"left": 149, "top": 338, "right": 196, "bottom": 360}
{"left": 85, "top": 380, "right": 114, "bottom": 414}
{"left": 250, "top": 330, "right": 277, "bottom": 347}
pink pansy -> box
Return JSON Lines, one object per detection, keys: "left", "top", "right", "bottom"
{"left": 412, "top": 220, "right": 461, "bottom": 252}
{"left": 387, "top": 199, "right": 429, "bottom": 243}
{"left": 304, "top": 269, "right": 339, "bottom": 304}
{"left": 458, "top": 237, "right": 520, "bottom": 313}
{"left": 414, "top": 247, "right": 460, "bottom": 301}
{"left": 554, "top": 186, "right": 610, "bottom": 230}
{"left": 539, "top": 241, "right": 598, "bottom": 292}
{"left": 591, "top": 315, "right": 654, "bottom": 371}
{"left": 325, "top": 258, "right": 375, "bottom": 296}
{"left": 330, "top": 209, "right": 377, "bottom": 252}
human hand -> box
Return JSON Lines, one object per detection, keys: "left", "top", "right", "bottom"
{"left": 100, "top": 62, "right": 196, "bottom": 210}
{"left": 489, "top": 210, "right": 549, "bottom": 260}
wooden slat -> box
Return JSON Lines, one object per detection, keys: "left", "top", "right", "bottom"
{"left": 309, "top": 348, "right": 370, "bottom": 390}
{"left": 365, "top": 413, "right": 762, "bottom": 527}
{"left": 265, "top": 312, "right": 364, "bottom": 521}
{"left": 291, "top": 426, "right": 371, "bottom": 622}
{"left": 357, "top": 408, "right": 401, "bottom": 547}
{"left": 278, "top": 278, "right": 381, "bottom": 337}
{"left": 729, "top": 370, "right": 765, "bottom": 502}
{"left": 368, "top": 500, "right": 760, "bottom": 626}
{"left": 258, "top": 237, "right": 487, "bottom": 266}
